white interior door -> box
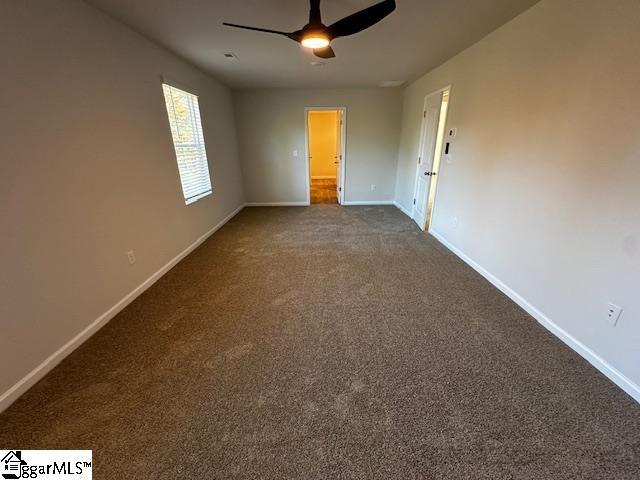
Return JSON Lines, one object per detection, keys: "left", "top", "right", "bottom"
{"left": 413, "top": 93, "right": 444, "bottom": 230}
{"left": 335, "top": 111, "right": 343, "bottom": 204}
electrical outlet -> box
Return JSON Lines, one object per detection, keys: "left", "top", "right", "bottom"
{"left": 606, "top": 302, "right": 623, "bottom": 326}
{"left": 292, "top": 150, "right": 298, "bottom": 157}
{"left": 452, "top": 216, "right": 459, "bottom": 228}
{"left": 126, "top": 250, "right": 136, "bottom": 265}
{"left": 371, "top": 184, "right": 376, "bottom": 191}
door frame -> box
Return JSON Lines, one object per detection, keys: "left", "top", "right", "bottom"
{"left": 411, "top": 85, "right": 451, "bottom": 230}
{"left": 304, "top": 107, "right": 347, "bottom": 205}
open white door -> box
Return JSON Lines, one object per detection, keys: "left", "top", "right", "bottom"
{"left": 412, "top": 90, "right": 448, "bottom": 230}
{"left": 335, "top": 111, "right": 343, "bottom": 204}
{"left": 306, "top": 107, "right": 346, "bottom": 206}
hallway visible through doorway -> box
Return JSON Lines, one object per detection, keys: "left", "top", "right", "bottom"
{"left": 310, "top": 177, "right": 337, "bottom": 204}
{"left": 307, "top": 108, "right": 345, "bottom": 205}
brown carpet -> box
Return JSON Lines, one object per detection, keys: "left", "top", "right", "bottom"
{"left": 310, "top": 178, "right": 337, "bottom": 204}
{"left": 1, "top": 206, "right": 639, "bottom": 479}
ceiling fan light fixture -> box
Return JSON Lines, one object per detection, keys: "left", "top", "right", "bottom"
{"left": 223, "top": 0, "right": 397, "bottom": 59}
{"left": 301, "top": 35, "right": 330, "bottom": 49}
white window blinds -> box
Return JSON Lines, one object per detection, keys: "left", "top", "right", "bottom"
{"left": 162, "top": 83, "right": 212, "bottom": 205}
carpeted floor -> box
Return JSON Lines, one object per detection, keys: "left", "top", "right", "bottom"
{"left": 1, "top": 206, "right": 639, "bottom": 479}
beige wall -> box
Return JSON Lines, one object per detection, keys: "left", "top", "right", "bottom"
{"left": 3, "top": 0, "right": 639, "bottom": 409}
{"left": 309, "top": 111, "right": 338, "bottom": 179}
{"left": 0, "top": 0, "right": 244, "bottom": 405}
{"left": 395, "top": 0, "right": 640, "bottom": 394}
{"left": 234, "top": 88, "right": 402, "bottom": 204}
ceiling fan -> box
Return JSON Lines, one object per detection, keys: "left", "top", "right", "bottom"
{"left": 223, "top": 0, "right": 396, "bottom": 59}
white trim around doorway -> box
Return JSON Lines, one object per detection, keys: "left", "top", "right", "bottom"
{"left": 304, "top": 107, "right": 347, "bottom": 205}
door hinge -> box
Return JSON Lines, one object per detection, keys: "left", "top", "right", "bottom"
{"left": 339, "top": 187, "right": 342, "bottom": 192}
{"left": 423, "top": 111, "right": 426, "bottom": 118}
{"left": 413, "top": 198, "right": 416, "bottom": 205}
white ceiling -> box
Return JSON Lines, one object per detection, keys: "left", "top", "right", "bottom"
{"left": 85, "top": 0, "right": 540, "bottom": 89}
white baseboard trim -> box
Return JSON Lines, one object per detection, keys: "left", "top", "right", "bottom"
{"left": 245, "top": 202, "right": 309, "bottom": 207}
{"left": 393, "top": 201, "right": 413, "bottom": 218}
{"left": 342, "top": 200, "right": 395, "bottom": 206}
{"left": 311, "top": 176, "right": 337, "bottom": 180}
{"left": 430, "top": 229, "right": 640, "bottom": 404}
{"left": 245, "top": 201, "right": 395, "bottom": 207}
{"left": 0, "top": 203, "right": 246, "bottom": 414}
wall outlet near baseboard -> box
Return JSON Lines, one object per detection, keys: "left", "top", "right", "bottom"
{"left": 452, "top": 216, "right": 459, "bottom": 228}
{"left": 371, "top": 184, "right": 376, "bottom": 191}
{"left": 606, "top": 302, "right": 623, "bottom": 326}
{"left": 126, "top": 250, "right": 136, "bottom": 265}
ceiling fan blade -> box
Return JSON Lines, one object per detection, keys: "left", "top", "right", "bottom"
{"left": 223, "top": 23, "right": 292, "bottom": 37}
{"left": 327, "top": 0, "right": 396, "bottom": 39}
{"left": 313, "top": 46, "right": 336, "bottom": 59}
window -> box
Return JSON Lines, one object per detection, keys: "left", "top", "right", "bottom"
{"left": 162, "top": 83, "right": 212, "bottom": 204}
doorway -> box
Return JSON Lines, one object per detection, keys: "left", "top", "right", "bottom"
{"left": 412, "top": 88, "right": 450, "bottom": 231}
{"left": 306, "top": 108, "right": 346, "bottom": 205}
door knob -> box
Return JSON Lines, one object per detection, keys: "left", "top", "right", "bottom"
{"left": 424, "top": 172, "right": 437, "bottom": 176}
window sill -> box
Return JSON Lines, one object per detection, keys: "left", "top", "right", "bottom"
{"left": 185, "top": 190, "right": 213, "bottom": 205}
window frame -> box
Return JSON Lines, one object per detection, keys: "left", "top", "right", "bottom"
{"left": 161, "top": 79, "right": 213, "bottom": 205}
